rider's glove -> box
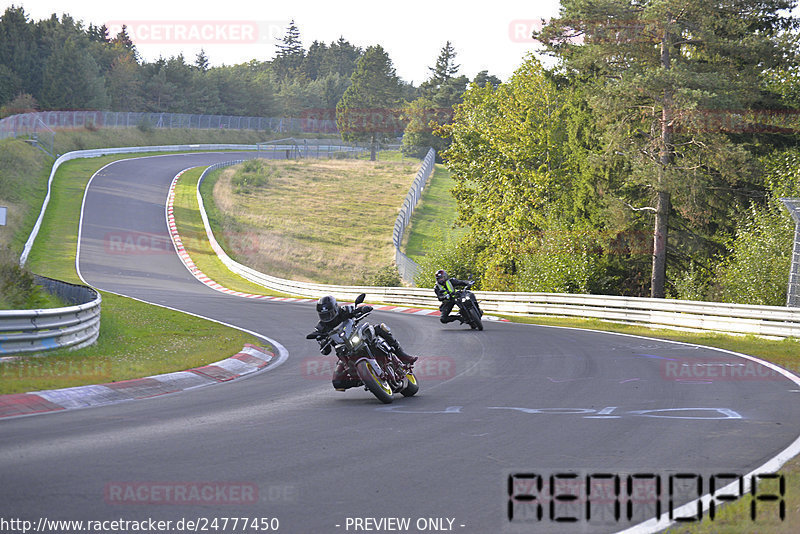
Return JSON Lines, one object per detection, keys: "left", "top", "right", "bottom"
{"left": 318, "top": 338, "right": 332, "bottom": 355}
{"left": 360, "top": 305, "right": 373, "bottom": 313}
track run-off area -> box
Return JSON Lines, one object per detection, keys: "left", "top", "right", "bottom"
{"left": 1, "top": 151, "right": 799, "bottom": 533}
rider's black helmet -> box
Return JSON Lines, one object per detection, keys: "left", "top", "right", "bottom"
{"left": 435, "top": 269, "right": 448, "bottom": 284}
{"left": 316, "top": 295, "right": 339, "bottom": 323}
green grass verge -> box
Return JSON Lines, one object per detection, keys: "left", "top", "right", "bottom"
{"left": 1, "top": 128, "right": 294, "bottom": 256}
{"left": 1, "top": 151, "right": 266, "bottom": 395}
{"left": 403, "top": 164, "right": 465, "bottom": 261}
{"left": 662, "top": 467, "right": 797, "bottom": 533}
{"left": 0, "top": 138, "right": 52, "bottom": 253}
{"left": 0, "top": 293, "right": 260, "bottom": 394}
{"left": 173, "top": 166, "right": 287, "bottom": 296}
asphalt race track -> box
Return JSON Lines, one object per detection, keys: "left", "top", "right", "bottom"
{"left": 2, "top": 151, "right": 800, "bottom": 533}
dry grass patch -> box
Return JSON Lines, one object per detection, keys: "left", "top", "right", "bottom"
{"left": 211, "top": 158, "right": 418, "bottom": 285}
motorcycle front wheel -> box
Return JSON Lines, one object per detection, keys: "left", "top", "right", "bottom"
{"left": 469, "top": 307, "right": 483, "bottom": 331}
{"left": 355, "top": 360, "right": 394, "bottom": 404}
{"left": 401, "top": 370, "right": 419, "bottom": 397}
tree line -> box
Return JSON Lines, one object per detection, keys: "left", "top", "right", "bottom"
{"left": 0, "top": 9, "right": 360, "bottom": 118}
{"left": 423, "top": 0, "right": 800, "bottom": 306}
{"left": 0, "top": 7, "right": 497, "bottom": 140}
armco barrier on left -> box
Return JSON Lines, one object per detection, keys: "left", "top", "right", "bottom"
{"left": 0, "top": 275, "right": 101, "bottom": 355}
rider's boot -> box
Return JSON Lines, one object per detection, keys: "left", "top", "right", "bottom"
{"left": 331, "top": 361, "right": 358, "bottom": 391}
{"left": 394, "top": 345, "right": 418, "bottom": 365}
{"left": 377, "top": 323, "right": 417, "bottom": 364}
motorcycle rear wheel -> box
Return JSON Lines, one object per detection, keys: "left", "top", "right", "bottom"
{"left": 355, "top": 360, "right": 393, "bottom": 404}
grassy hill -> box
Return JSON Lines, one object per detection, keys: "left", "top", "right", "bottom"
{"left": 201, "top": 154, "right": 421, "bottom": 286}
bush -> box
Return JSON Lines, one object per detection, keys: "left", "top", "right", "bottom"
{"left": 711, "top": 202, "right": 794, "bottom": 305}
{"left": 514, "top": 224, "right": 601, "bottom": 294}
{"left": 362, "top": 264, "right": 402, "bottom": 287}
{"left": 0, "top": 92, "right": 37, "bottom": 119}
{"left": 414, "top": 237, "right": 481, "bottom": 288}
{"left": 137, "top": 117, "right": 154, "bottom": 133}
{"left": 669, "top": 261, "right": 713, "bottom": 301}
{"left": 0, "top": 249, "right": 49, "bottom": 309}
{"left": 84, "top": 117, "right": 100, "bottom": 132}
{"left": 231, "top": 159, "right": 271, "bottom": 193}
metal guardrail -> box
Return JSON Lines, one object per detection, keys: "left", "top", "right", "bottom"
{"left": 20, "top": 142, "right": 375, "bottom": 267}
{"left": 19, "top": 143, "right": 276, "bottom": 267}
{"left": 0, "top": 111, "right": 338, "bottom": 141}
{"left": 0, "top": 276, "right": 101, "bottom": 355}
{"left": 393, "top": 148, "right": 435, "bottom": 284}
{"left": 195, "top": 163, "right": 800, "bottom": 339}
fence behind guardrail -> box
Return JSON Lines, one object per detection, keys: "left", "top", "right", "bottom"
{"left": 393, "top": 148, "right": 435, "bottom": 285}
{"left": 782, "top": 198, "right": 800, "bottom": 307}
{"left": 0, "top": 111, "right": 339, "bottom": 143}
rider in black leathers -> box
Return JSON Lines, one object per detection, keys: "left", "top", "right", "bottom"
{"left": 434, "top": 269, "right": 474, "bottom": 324}
{"left": 310, "top": 295, "right": 417, "bottom": 391}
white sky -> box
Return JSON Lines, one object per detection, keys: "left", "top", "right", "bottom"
{"left": 8, "top": 0, "right": 563, "bottom": 84}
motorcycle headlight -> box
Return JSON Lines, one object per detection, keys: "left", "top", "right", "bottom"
{"left": 349, "top": 333, "right": 361, "bottom": 347}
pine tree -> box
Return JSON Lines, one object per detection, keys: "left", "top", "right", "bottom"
{"left": 323, "top": 37, "right": 362, "bottom": 79}
{"left": 406, "top": 41, "right": 467, "bottom": 158}
{"left": 472, "top": 70, "right": 501, "bottom": 89}
{"left": 336, "top": 45, "right": 403, "bottom": 160}
{"left": 536, "top": 0, "right": 797, "bottom": 297}
{"left": 40, "top": 36, "right": 109, "bottom": 109}
{"left": 0, "top": 6, "right": 40, "bottom": 99}
{"left": 87, "top": 23, "right": 109, "bottom": 43}
{"left": 106, "top": 53, "right": 143, "bottom": 111}
{"left": 111, "top": 25, "right": 138, "bottom": 61}
{"left": 420, "top": 41, "right": 460, "bottom": 97}
{"left": 195, "top": 49, "right": 209, "bottom": 72}
{"left": 273, "top": 19, "right": 304, "bottom": 80}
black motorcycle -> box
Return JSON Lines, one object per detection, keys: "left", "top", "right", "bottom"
{"left": 306, "top": 293, "right": 418, "bottom": 404}
{"left": 453, "top": 285, "right": 483, "bottom": 331}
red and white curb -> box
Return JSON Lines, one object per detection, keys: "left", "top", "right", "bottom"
{"left": 165, "top": 169, "right": 508, "bottom": 322}
{"left": 0, "top": 344, "right": 273, "bottom": 419}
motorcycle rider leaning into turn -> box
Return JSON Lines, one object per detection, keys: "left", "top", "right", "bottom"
{"left": 434, "top": 269, "right": 475, "bottom": 324}
{"left": 310, "top": 295, "right": 417, "bottom": 391}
